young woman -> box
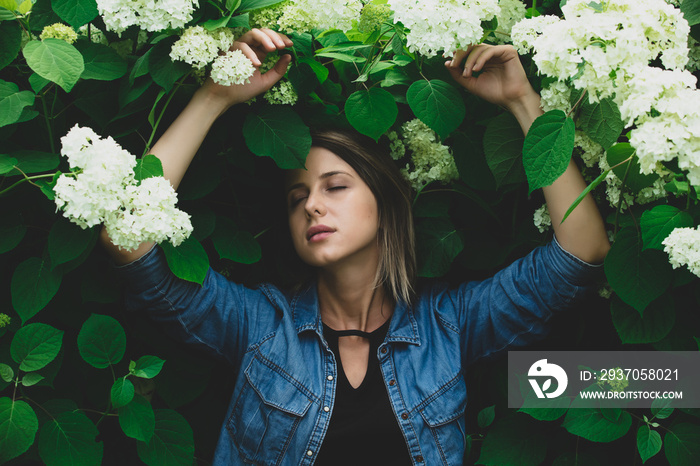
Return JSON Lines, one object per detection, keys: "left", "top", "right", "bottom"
{"left": 103, "top": 28, "right": 610, "bottom": 465}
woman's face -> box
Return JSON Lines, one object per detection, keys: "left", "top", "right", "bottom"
{"left": 286, "top": 147, "right": 380, "bottom": 270}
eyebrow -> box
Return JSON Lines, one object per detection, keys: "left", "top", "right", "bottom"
{"left": 285, "top": 170, "right": 353, "bottom": 194}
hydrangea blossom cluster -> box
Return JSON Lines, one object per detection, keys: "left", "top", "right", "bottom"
{"left": 358, "top": 3, "right": 392, "bottom": 33}
{"left": 40, "top": 23, "right": 78, "bottom": 44}
{"left": 492, "top": 0, "right": 527, "bottom": 44}
{"left": 399, "top": 119, "right": 459, "bottom": 191}
{"left": 53, "top": 125, "right": 193, "bottom": 251}
{"left": 250, "top": 0, "right": 362, "bottom": 33}
{"left": 662, "top": 226, "right": 700, "bottom": 277}
{"left": 533, "top": 203, "right": 551, "bottom": 233}
{"left": 0, "top": 313, "right": 10, "bottom": 328}
{"left": 264, "top": 81, "right": 298, "bottom": 105}
{"left": 170, "top": 26, "right": 236, "bottom": 70}
{"left": 389, "top": 0, "right": 500, "bottom": 57}
{"left": 96, "top": 0, "right": 198, "bottom": 35}
{"left": 209, "top": 50, "right": 256, "bottom": 86}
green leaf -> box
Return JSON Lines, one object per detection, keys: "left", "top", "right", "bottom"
{"left": 604, "top": 227, "right": 673, "bottom": 314}
{"left": 606, "top": 143, "right": 658, "bottom": 192}
{"left": 610, "top": 295, "right": 674, "bottom": 344}
{"left": 638, "top": 425, "right": 662, "bottom": 464}
{"left": 415, "top": 217, "right": 464, "bottom": 278}
{"left": 48, "top": 220, "right": 97, "bottom": 270}
{"left": 477, "top": 405, "right": 496, "bottom": 429}
{"left": 651, "top": 397, "right": 674, "bottom": 420}
{"left": 77, "top": 314, "right": 126, "bottom": 369}
{"left": 10, "top": 322, "right": 64, "bottom": 371}
{"left": 0, "top": 79, "right": 35, "bottom": 128}
{"left": 344, "top": 88, "right": 397, "bottom": 141}
{"left": 75, "top": 41, "right": 127, "bottom": 81}
{"left": 6, "top": 150, "right": 59, "bottom": 175}
{"left": 0, "top": 20, "right": 21, "bottom": 71}
{"left": 22, "top": 38, "right": 84, "bottom": 92}
{"left": 11, "top": 257, "right": 62, "bottom": 323}
{"left": 0, "top": 211, "right": 26, "bottom": 253}
{"left": 0, "top": 153, "right": 18, "bottom": 174}
{"left": 681, "top": 0, "right": 700, "bottom": 26}
{"left": 238, "top": 0, "right": 284, "bottom": 12}
{"left": 522, "top": 110, "right": 575, "bottom": 194}
{"left": 148, "top": 40, "right": 190, "bottom": 92}
{"left": 0, "top": 364, "right": 13, "bottom": 383}
{"left": 130, "top": 356, "right": 165, "bottom": 379}
{"left": 21, "top": 372, "right": 45, "bottom": 387}
{"left": 483, "top": 112, "right": 526, "bottom": 188}
{"left": 211, "top": 216, "right": 262, "bottom": 264}
{"left": 243, "top": 106, "right": 311, "bottom": 169}
{"left": 406, "top": 79, "right": 465, "bottom": 140}
{"left": 0, "top": 398, "right": 38, "bottom": 463}
{"left": 314, "top": 51, "right": 366, "bottom": 63}
{"left": 476, "top": 414, "right": 547, "bottom": 466}
{"left": 111, "top": 378, "right": 135, "bottom": 409}
{"left": 37, "top": 171, "right": 61, "bottom": 200}
{"left": 39, "top": 410, "right": 103, "bottom": 466}
{"left": 381, "top": 69, "right": 412, "bottom": 88}
{"left": 136, "top": 409, "right": 194, "bottom": 466}
{"left": 118, "top": 394, "right": 155, "bottom": 442}
{"left": 577, "top": 96, "right": 623, "bottom": 150}
{"left": 160, "top": 236, "right": 209, "bottom": 285}
{"left": 28, "top": 0, "right": 62, "bottom": 32}
{"left": 665, "top": 423, "right": 700, "bottom": 466}
{"left": 562, "top": 400, "right": 632, "bottom": 442}
{"left": 0, "top": 6, "right": 16, "bottom": 21}
{"left": 641, "top": 205, "right": 694, "bottom": 251}
{"left": 134, "top": 154, "right": 164, "bottom": 181}
{"left": 51, "top": 0, "right": 98, "bottom": 27}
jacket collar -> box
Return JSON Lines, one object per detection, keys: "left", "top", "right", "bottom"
{"left": 290, "top": 282, "right": 420, "bottom": 346}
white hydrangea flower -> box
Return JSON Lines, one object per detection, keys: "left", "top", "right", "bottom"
{"left": 574, "top": 131, "right": 605, "bottom": 168}
{"left": 210, "top": 50, "right": 256, "bottom": 86}
{"left": 389, "top": 0, "right": 501, "bottom": 57}
{"left": 96, "top": 0, "right": 198, "bottom": 35}
{"left": 251, "top": 0, "right": 362, "bottom": 33}
{"left": 78, "top": 24, "right": 109, "bottom": 45}
{"left": 386, "top": 130, "right": 406, "bottom": 160}
{"left": 493, "top": 0, "right": 527, "bottom": 44}
{"left": 539, "top": 80, "right": 572, "bottom": 113}
{"left": 54, "top": 125, "right": 193, "bottom": 251}
{"left": 662, "top": 226, "right": 700, "bottom": 277}
{"left": 170, "top": 26, "right": 228, "bottom": 70}
{"left": 40, "top": 23, "right": 79, "bottom": 44}
{"left": 264, "top": 80, "right": 298, "bottom": 105}
{"left": 399, "top": 119, "right": 459, "bottom": 191}
{"left": 533, "top": 203, "right": 551, "bottom": 233}
{"left": 510, "top": 14, "right": 559, "bottom": 54}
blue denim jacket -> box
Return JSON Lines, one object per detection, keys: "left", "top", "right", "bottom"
{"left": 117, "top": 237, "right": 600, "bottom": 465}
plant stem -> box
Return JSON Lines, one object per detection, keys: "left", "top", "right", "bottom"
{"left": 40, "top": 93, "right": 56, "bottom": 154}
{"left": 567, "top": 89, "right": 587, "bottom": 119}
{"left": 0, "top": 172, "right": 58, "bottom": 197}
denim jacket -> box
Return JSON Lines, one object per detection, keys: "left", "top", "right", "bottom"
{"left": 117, "top": 237, "right": 600, "bottom": 465}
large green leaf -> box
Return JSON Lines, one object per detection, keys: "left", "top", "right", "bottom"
{"left": 344, "top": 88, "right": 397, "bottom": 141}
{"left": 610, "top": 295, "right": 675, "bottom": 344}
{"left": 75, "top": 41, "right": 127, "bottom": 81}
{"left": 6, "top": 150, "right": 59, "bottom": 175}
{"left": 51, "top": 0, "right": 98, "bottom": 27}
{"left": 483, "top": 112, "right": 526, "bottom": 188}
{"left": 134, "top": 154, "right": 164, "bottom": 181}
{"left": 77, "top": 314, "right": 126, "bottom": 369}
{"left": 604, "top": 227, "right": 673, "bottom": 314}
{"left": 0, "top": 211, "right": 26, "bottom": 253}
{"left": 606, "top": 143, "right": 658, "bottom": 192}
{"left": 243, "top": 105, "right": 311, "bottom": 169}
{"left": 0, "top": 20, "right": 21, "bottom": 71}
{"left": 130, "top": 355, "right": 165, "bottom": 379}
{"left": 562, "top": 399, "right": 632, "bottom": 442}
{"left": 0, "top": 79, "right": 35, "bottom": 128}
{"left": 522, "top": 110, "right": 575, "bottom": 194}
{"left": 10, "top": 323, "right": 63, "bottom": 372}
{"left": 48, "top": 220, "right": 97, "bottom": 270}
{"left": 136, "top": 409, "right": 194, "bottom": 466}
{"left": 211, "top": 216, "right": 261, "bottom": 264}
{"left": 0, "top": 153, "right": 17, "bottom": 174}
{"left": 665, "top": 423, "right": 700, "bottom": 466}
{"left": 28, "top": 0, "right": 61, "bottom": 31}
{"left": 476, "top": 414, "right": 547, "bottom": 466}
{"left": 0, "top": 398, "right": 38, "bottom": 463}
{"left": 415, "top": 217, "right": 464, "bottom": 278}
{"left": 406, "top": 79, "right": 465, "bottom": 140}
{"left": 638, "top": 425, "right": 662, "bottom": 464}
{"left": 11, "top": 257, "right": 62, "bottom": 323}
{"left": 160, "top": 236, "right": 209, "bottom": 285}
{"left": 22, "top": 39, "right": 84, "bottom": 92}
{"left": 681, "top": 0, "right": 700, "bottom": 26}
{"left": 38, "top": 410, "right": 103, "bottom": 466}
{"left": 118, "top": 394, "right": 155, "bottom": 442}
{"left": 111, "top": 378, "right": 135, "bottom": 409}
{"left": 577, "top": 96, "right": 623, "bottom": 150}
{"left": 640, "top": 205, "right": 694, "bottom": 251}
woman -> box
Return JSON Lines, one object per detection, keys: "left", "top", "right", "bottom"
{"left": 103, "top": 29, "right": 610, "bottom": 465}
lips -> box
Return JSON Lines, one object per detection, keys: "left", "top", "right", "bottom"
{"left": 306, "top": 224, "right": 335, "bottom": 241}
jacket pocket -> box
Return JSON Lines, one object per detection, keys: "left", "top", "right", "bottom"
{"left": 419, "top": 377, "right": 467, "bottom": 466}
{"left": 227, "top": 355, "right": 313, "bottom": 465}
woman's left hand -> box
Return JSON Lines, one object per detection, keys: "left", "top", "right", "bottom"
{"left": 445, "top": 44, "right": 537, "bottom": 112}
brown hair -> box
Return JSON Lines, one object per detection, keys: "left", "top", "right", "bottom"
{"left": 309, "top": 129, "right": 417, "bottom": 306}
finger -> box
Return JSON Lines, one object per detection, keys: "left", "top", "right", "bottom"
{"left": 463, "top": 45, "right": 491, "bottom": 77}
{"left": 448, "top": 49, "right": 470, "bottom": 69}
{"left": 259, "top": 27, "right": 288, "bottom": 49}
{"left": 260, "top": 54, "right": 292, "bottom": 88}
{"left": 247, "top": 28, "right": 277, "bottom": 52}
{"left": 234, "top": 42, "right": 262, "bottom": 66}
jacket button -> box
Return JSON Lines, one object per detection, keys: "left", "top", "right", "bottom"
{"left": 380, "top": 347, "right": 387, "bottom": 354}
{"left": 306, "top": 450, "right": 313, "bottom": 457}
{"left": 415, "top": 455, "right": 424, "bottom": 462}
{"left": 327, "top": 375, "right": 334, "bottom": 381}
{"left": 401, "top": 412, "right": 408, "bottom": 420}
{"left": 389, "top": 380, "right": 396, "bottom": 386}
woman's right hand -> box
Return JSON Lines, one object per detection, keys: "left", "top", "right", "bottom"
{"left": 202, "top": 28, "right": 294, "bottom": 109}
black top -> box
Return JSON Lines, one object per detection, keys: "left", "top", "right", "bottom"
{"left": 314, "top": 319, "right": 413, "bottom": 465}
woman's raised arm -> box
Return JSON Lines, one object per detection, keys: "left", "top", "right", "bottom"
{"left": 446, "top": 44, "right": 610, "bottom": 264}
{"left": 101, "top": 28, "right": 293, "bottom": 264}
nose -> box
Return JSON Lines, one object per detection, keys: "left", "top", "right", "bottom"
{"left": 304, "top": 189, "right": 326, "bottom": 217}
